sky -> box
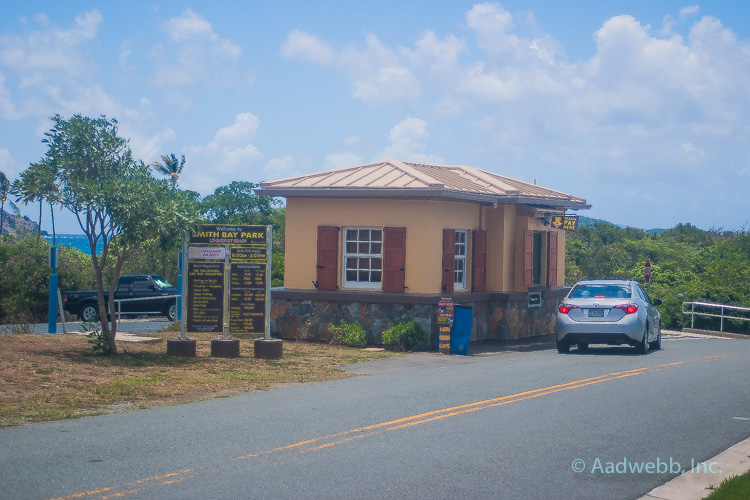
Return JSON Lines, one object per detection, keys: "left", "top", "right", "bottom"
{"left": 1, "top": 1, "right": 749, "bottom": 234}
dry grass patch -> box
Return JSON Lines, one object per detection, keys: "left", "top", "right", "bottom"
{"left": 0, "top": 331, "right": 396, "bottom": 427}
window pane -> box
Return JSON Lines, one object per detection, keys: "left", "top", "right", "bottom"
{"left": 454, "top": 230, "right": 467, "bottom": 288}
{"left": 343, "top": 227, "right": 384, "bottom": 286}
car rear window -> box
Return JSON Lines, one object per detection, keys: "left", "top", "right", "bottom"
{"left": 569, "top": 284, "right": 631, "bottom": 299}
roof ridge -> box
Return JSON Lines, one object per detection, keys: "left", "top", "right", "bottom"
{"left": 389, "top": 160, "right": 443, "bottom": 188}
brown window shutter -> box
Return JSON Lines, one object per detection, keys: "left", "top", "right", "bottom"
{"left": 442, "top": 229, "right": 455, "bottom": 294}
{"left": 523, "top": 230, "right": 534, "bottom": 288}
{"left": 382, "top": 227, "right": 406, "bottom": 293}
{"left": 472, "top": 229, "right": 487, "bottom": 292}
{"left": 316, "top": 226, "right": 339, "bottom": 290}
{"left": 547, "top": 231, "right": 558, "bottom": 287}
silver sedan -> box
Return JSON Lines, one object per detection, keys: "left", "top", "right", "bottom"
{"left": 555, "top": 280, "right": 662, "bottom": 353}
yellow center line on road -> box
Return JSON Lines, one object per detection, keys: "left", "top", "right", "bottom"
{"left": 49, "top": 353, "right": 741, "bottom": 500}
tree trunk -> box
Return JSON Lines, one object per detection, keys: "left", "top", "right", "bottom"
{"left": 37, "top": 201, "right": 42, "bottom": 242}
{"left": 50, "top": 204, "right": 56, "bottom": 246}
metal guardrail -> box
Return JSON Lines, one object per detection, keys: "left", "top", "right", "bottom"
{"left": 114, "top": 295, "right": 179, "bottom": 324}
{"left": 682, "top": 301, "right": 750, "bottom": 332}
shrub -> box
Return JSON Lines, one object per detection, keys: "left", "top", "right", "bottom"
{"left": 329, "top": 321, "right": 367, "bottom": 347}
{"left": 382, "top": 320, "right": 429, "bottom": 352}
{"left": 83, "top": 321, "right": 111, "bottom": 355}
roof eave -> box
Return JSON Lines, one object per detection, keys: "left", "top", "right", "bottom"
{"left": 255, "top": 187, "right": 590, "bottom": 211}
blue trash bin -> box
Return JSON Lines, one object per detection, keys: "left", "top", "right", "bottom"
{"left": 450, "top": 305, "right": 472, "bottom": 355}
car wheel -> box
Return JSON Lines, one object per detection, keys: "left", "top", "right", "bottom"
{"left": 650, "top": 325, "right": 662, "bottom": 350}
{"left": 166, "top": 303, "right": 178, "bottom": 322}
{"left": 636, "top": 324, "right": 649, "bottom": 354}
{"left": 79, "top": 303, "right": 99, "bottom": 322}
{"left": 556, "top": 337, "right": 570, "bottom": 354}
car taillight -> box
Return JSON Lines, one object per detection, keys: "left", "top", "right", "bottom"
{"left": 559, "top": 304, "right": 579, "bottom": 314}
{"left": 614, "top": 304, "right": 639, "bottom": 314}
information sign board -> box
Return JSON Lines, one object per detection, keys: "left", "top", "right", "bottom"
{"left": 186, "top": 262, "right": 224, "bottom": 333}
{"left": 184, "top": 224, "right": 270, "bottom": 337}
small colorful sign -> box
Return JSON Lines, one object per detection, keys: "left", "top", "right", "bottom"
{"left": 551, "top": 215, "right": 579, "bottom": 231}
{"left": 188, "top": 246, "right": 226, "bottom": 260}
{"left": 438, "top": 299, "right": 454, "bottom": 353}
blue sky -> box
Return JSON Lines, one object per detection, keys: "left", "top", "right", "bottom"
{"left": 1, "top": 1, "right": 749, "bottom": 233}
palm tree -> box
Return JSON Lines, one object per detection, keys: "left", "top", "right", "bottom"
{"left": 151, "top": 154, "right": 185, "bottom": 188}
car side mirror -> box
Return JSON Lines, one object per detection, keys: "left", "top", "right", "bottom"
{"left": 652, "top": 298, "right": 663, "bottom": 306}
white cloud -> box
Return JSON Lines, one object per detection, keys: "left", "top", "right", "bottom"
{"left": 182, "top": 113, "right": 264, "bottom": 194}
{"left": 54, "top": 10, "right": 102, "bottom": 44}
{"left": 343, "top": 135, "right": 361, "bottom": 147}
{"left": 403, "top": 30, "right": 466, "bottom": 74}
{"left": 0, "top": 10, "right": 101, "bottom": 75}
{"left": 679, "top": 142, "right": 705, "bottom": 161}
{"left": 281, "top": 30, "right": 335, "bottom": 64}
{"left": 680, "top": 5, "right": 700, "bottom": 19}
{"left": 264, "top": 155, "right": 296, "bottom": 180}
{"left": 324, "top": 152, "right": 363, "bottom": 170}
{"left": 283, "top": 30, "right": 419, "bottom": 105}
{"left": 465, "top": 2, "right": 516, "bottom": 54}
{"left": 0, "top": 148, "right": 20, "bottom": 179}
{"left": 164, "top": 8, "right": 215, "bottom": 41}
{"left": 126, "top": 126, "right": 177, "bottom": 166}
{"left": 0, "top": 71, "right": 20, "bottom": 120}
{"left": 0, "top": 9, "right": 127, "bottom": 121}
{"left": 374, "top": 117, "right": 443, "bottom": 163}
{"left": 152, "top": 8, "right": 242, "bottom": 89}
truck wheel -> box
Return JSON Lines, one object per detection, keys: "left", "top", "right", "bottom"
{"left": 166, "top": 303, "right": 178, "bottom": 322}
{"left": 79, "top": 303, "right": 99, "bottom": 322}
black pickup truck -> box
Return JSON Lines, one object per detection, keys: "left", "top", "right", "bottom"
{"left": 64, "top": 275, "right": 179, "bottom": 322}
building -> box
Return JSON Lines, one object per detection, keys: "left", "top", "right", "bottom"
{"left": 257, "top": 160, "right": 590, "bottom": 346}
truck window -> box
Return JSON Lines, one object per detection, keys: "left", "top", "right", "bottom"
{"left": 132, "top": 279, "right": 153, "bottom": 291}
{"left": 152, "top": 277, "right": 173, "bottom": 289}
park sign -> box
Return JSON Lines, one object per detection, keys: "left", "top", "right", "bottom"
{"left": 180, "top": 224, "right": 272, "bottom": 339}
{"left": 189, "top": 225, "right": 267, "bottom": 246}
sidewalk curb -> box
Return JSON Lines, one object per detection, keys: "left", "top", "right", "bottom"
{"left": 640, "top": 436, "right": 750, "bottom": 500}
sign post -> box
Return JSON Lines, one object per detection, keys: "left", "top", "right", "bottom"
{"left": 168, "top": 238, "right": 198, "bottom": 357}
{"left": 47, "top": 245, "right": 60, "bottom": 334}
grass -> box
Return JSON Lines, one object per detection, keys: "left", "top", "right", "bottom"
{"left": 0, "top": 330, "right": 396, "bottom": 427}
{"left": 705, "top": 470, "right": 750, "bottom": 499}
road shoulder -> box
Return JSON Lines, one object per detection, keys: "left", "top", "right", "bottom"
{"left": 640, "top": 435, "right": 750, "bottom": 500}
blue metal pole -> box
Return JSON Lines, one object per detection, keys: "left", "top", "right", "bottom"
{"left": 48, "top": 245, "right": 59, "bottom": 334}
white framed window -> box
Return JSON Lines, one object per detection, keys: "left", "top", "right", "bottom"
{"left": 454, "top": 230, "right": 467, "bottom": 290}
{"left": 343, "top": 228, "right": 383, "bottom": 289}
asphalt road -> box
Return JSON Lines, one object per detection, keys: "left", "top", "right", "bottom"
{"left": 1, "top": 337, "right": 749, "bottom": 500}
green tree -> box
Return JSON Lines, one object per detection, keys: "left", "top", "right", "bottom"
{"left": 201, "top": 181, "right": 280, "bottom": 224}
{"left": 23, "top": 114, "right": 203, "bottom": 354}
{"left": 0, "top": 234, "right": 92, "bottom": 323}
{"left": 202, "top": 181, "right": 286, "bottom": 285}
{"left": 11, "top": 161, "right": 61, "bottom": 244}
{"left": 151, "top": 153, "right": 185, "bottom": 188}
